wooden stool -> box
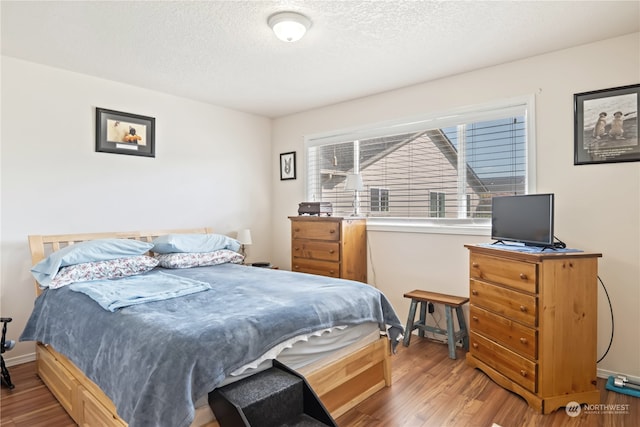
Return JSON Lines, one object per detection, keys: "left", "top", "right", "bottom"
{"left": 403, "top": 290, "right": 469, "bottom": 359}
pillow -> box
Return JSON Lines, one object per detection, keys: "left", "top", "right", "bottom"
{"left": 49, "top": 255, "right": 160, "bottom": 289}
{"left": 155, "top": 250, "right": 244, "bottom": 269}
{"left": 31, "top": 238, "right": 154, "bottom": 287}
{"left": 152, "top": 234, "right": 240, "bottom": 254}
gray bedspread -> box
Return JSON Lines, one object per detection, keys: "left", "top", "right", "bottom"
{"left": 21, "top": 264, "right": 403, "bottom": 427}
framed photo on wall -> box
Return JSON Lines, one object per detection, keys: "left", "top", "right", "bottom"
{"left": 574, "top": 84, "right": 639, "bottom": 165}
{"left": 96, "top": 107, "right": 155, "bottom": 157}
{"left": 280, "top": 151, "right": 296, "bottom": 180}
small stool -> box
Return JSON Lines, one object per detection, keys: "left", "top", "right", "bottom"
{"left": 403, "top": 290, "right": 469, "bottom": 359}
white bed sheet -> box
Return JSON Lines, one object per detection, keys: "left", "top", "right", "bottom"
{"left": 191, "top": 322, "right": 381, "bottom": 426}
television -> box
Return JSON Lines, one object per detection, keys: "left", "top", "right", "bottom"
{"left": 491, "top": 193, "right": 555, "bottom": 247}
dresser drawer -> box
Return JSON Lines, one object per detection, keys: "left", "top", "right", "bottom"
{"left": 470, "top": 331, "right": 537, "bottom": 393}
{"left": 292, "top": 259, "right": 340, "bottom": 278}
{"left": 291, "top": 221, "right": 340, "bottom": 241}
{"left": 79, "top": 387, "right": 126, "bottom": 427}
{"left": 470, "top": 253, "right": 537, "bottom": 293}
{"left": 470, "top": 280, "right": 537, "bottom": 327}
{"left": 37, "top": 344, "right": 78, "bottom": 420}
{"left": 470, "top": 305, "right": 537, "bottom": 359}
{"left": 292, "top": 239, "right": 340, "bottom": 262}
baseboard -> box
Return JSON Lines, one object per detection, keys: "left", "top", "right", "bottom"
{"left": 4, "top": 352, "right": 36, "bottom": 367}
{"left": 598, "top": 367, "right": 640, "bottom": 384}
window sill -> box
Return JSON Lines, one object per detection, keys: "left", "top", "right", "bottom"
{"left": 365, "top": 217, "right": 491, "bottom": 236}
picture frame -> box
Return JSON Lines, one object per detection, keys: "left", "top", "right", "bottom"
{"left": 574, "top": 84, "right": 639, "bottom": 165}
{"left": 280, "top": 151, "right": 297, "bottom": 180}
{"left": 96, "top": 107, "right": 155, "bottom": 157}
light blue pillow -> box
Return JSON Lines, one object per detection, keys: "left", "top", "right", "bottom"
{"left": 31, "top": 238, "right": 154, "bottom": 288}
{"left": 152, "top": 234, "right": 240, "bottom": 254}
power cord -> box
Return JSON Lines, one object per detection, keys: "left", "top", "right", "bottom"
{"left": 597, "top": 275, "right": 614, "bottom": 363}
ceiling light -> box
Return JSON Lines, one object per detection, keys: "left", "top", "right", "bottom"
{"left": 268, "top": 12, "right": 311, "bottom": 43}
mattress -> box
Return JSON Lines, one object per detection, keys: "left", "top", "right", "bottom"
{"left": 192, "top": 322, "right": 381, "bottom": 426}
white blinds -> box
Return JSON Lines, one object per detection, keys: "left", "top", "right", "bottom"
{"left": 306, "top": 100, "right": 530, "bottom": 219}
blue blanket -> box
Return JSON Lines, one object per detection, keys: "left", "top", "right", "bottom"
{"left": 69, "top": 271, "right": 212, "bottom": 312}
{"left": 21, "top": 264, "right": 403, "bottom": 427}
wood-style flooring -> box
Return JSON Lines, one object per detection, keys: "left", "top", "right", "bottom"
{"left": 1, "top": 337, "right": 638, "bottom": 427}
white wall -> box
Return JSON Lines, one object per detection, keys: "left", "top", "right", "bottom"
{"left": 271, "top": 33, "right": 640, "bottom": 379}
{"left": 1, "top": 57, "right": 272, "bottom": 363}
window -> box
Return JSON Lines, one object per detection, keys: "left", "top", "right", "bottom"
{"left": 370, "top": 187, "right": 389, "bottom": 212}
{"left": 430, "top": 191, "right": 445, "bottom": 218}
{"left": 305, "top": 96, "right": 534, "bottom": 233}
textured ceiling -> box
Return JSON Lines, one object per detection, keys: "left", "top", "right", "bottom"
{"left": 2, "top": 1, "right": 639, "bottom": 118}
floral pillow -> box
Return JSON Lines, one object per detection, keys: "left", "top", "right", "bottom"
{"left": 49, "top": 255, "right": 159, "bottom": 289}
{"left": 31, "top": 238, "right": 154, "bottom": 288}
{"left": 155, "top": 250, "right": 244, "bottom": 269}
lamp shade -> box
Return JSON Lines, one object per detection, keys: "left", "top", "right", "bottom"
{"left": 344, "top": 173, "right": 364, "bottom": 191}
{"left": 237, "top": 229, "right": 252, "bottom": 245}
{"left": 268, "top": 12, "right": 311, "bottom": 42}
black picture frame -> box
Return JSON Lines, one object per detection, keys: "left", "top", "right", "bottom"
{"left": 280, "top": 151, "right": 296, "bottom": 180}
{"left": 574, "top": 84, "right": 639, "bottom": 165}
{"left": 96, "top": 107, "right": 155, "bottom": 157}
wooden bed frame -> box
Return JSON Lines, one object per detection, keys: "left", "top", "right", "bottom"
{"left": 28, "top": 228, "right": 392, "bottom": 427}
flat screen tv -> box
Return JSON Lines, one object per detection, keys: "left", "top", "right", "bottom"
{"left": 491, "top": 193, "right": 554, "bottom": 247}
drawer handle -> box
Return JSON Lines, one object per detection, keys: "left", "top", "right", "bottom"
{"left": 329, "top": 229, "right": 336, "bottom": 234}
{"left": 293, "top": 247, "right": 300, "bottom": 251}
{"left": 471, "top": 289, "right": 478, "bottom": 296}
{"left": 472, "top": 343, "right": 478, "bottom": 349}
{"left": 520, "top": 370, "right": 527, "bottom": 377}
{"left": 472, "top": 316, "right": 479, "bottom": 322}
{"left": 329, "top": 249, "right": 335, "bottom": 254}
{"left": 329, "top": 270, "right": 335, "bottom": 274}
{"left": 294, "top": 265, "right": 299, "bottom": 269}
{"left": 520, "top": 337, "right": 528, "bottom": 344}
{"left": 472, "top": 262, "right": 479, "bottom": 268}
{"left": 520, "top": 305, "right": 527, "bottom": 312}
{"left": 519, "top": 273, "right": 528, "bottom": 280}
{"left": 295, "top": 228, "right": 300, "bottom": 232}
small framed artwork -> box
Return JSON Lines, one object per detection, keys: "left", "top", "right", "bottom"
{"left": 96, "top": 108, "right": 155, "bottom": 157}
{"left": 280, "top": 151, "right": 296, "bottom": 180}
{"left": 574, "top": 84, "right": 639, "bottom": 165}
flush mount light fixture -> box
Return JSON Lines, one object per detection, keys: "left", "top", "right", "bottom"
{"left": 268, "top": 11, "right": 311, "bottom": 42}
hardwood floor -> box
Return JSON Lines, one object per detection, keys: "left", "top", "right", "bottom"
{"left": 1, "top": 337, "right": 638, "bottom": 427}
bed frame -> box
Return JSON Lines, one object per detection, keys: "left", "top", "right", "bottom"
{"left": 28, "top": 228, "right": 392, "bottom": 427}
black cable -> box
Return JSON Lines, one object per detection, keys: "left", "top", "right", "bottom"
{"left": 597, "top": 275, "right": 614, "bottom": 363}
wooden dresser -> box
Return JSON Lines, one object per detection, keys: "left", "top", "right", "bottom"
{"left": 289, "top": 216, "right": 366, "bottom": 282}
{"left": 464, "top": 244, "right": 601, "bottom": 414}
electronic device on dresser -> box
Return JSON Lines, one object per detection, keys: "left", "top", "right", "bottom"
{"left": 491, "top": 193, "right": 557, "bottom": 248}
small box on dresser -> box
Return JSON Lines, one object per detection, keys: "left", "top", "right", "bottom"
{"left": 289, "top": 216, "right": 366, "bottom": 282}
{"left": 464, "top": 244, "right": 601, "bottom": 414}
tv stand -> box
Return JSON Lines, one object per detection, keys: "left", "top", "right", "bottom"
{"left": 465, "top": 244, "right": 601, "bottom": 413}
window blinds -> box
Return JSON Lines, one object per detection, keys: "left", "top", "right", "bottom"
{"left": 306, "top": 101, "right": 529, "bottom": 219}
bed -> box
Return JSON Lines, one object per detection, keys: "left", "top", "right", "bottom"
{"left": 22, "top": 227, "right": 403, "bottom": 427}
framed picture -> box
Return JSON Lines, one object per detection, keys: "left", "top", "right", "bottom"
{"left": 574, "top": 84, "right": 639, "bottom": 165}
{"left": 280, "top": 151, "right": 296, "bottom": 180}
{"left": 96, "top": 108, "right": 155, "bottom": 157}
